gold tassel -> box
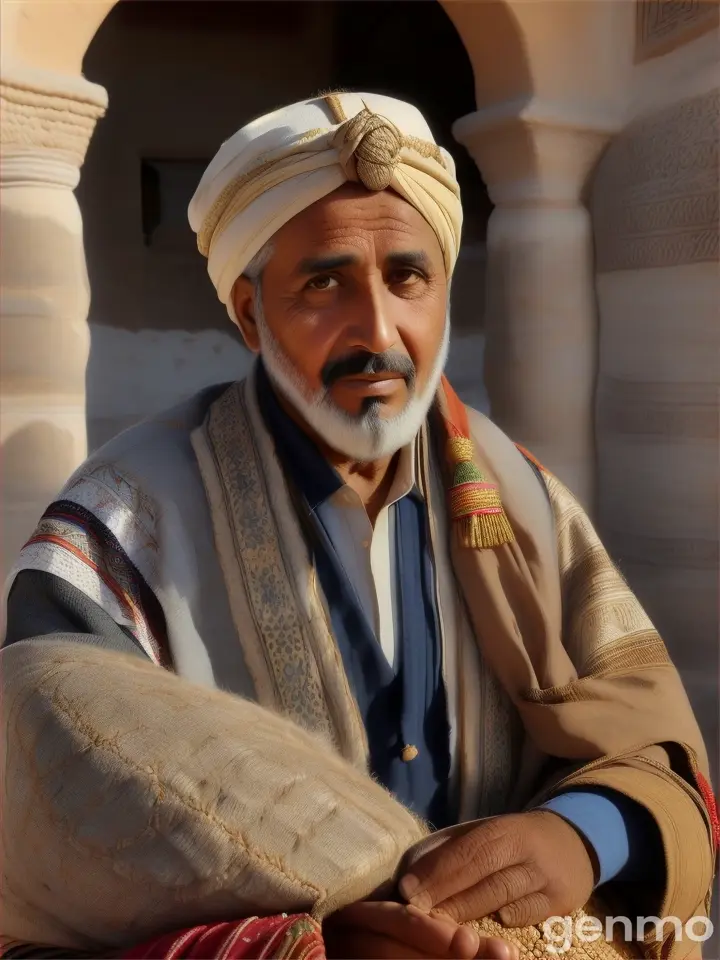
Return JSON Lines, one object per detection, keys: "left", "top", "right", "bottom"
{"left": 447, "top": 435, "right": 514, "bottom": 549}
{"left": 459, "top": 511, "right": 515, "bottom": 550}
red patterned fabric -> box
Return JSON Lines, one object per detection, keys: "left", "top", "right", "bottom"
{"left": 0, "top": 916, "right": 325, "bottom": 960}
{"left": 696, "top": 771, "right": 720, "bottom": 853}
{"left": 120, "top": 915, "right": 326, "bottom": 960}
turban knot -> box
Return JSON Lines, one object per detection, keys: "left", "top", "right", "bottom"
{"left": 336, "top": 108, "right": 403, "bottom": 192}
{"left": 188, "top": 92, "right": 463, "bottom": 321}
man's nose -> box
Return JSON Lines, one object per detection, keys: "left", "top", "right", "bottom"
{"left": 347, "top": 288, "right": 397, "bottom": 355}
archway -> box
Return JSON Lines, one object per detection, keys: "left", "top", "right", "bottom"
{"left": 0, "top": 0, "right": 621, "bottom": 575}
{"left": 3, "top": 5, "right": 719, "bottom": 942}
{"left": 76, "top": 0, "right": 491, "bottom": 450}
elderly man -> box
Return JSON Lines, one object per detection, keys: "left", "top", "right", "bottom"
{"left": 1, "top": 92, "right": 716, "bottom": 960}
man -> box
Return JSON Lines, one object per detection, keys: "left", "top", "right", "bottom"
{"left": 1, "top": 92, "right": 717, "bottom": 960}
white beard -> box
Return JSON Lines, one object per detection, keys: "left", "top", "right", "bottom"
{"left": 254, "top": 291, "right": 450, "bottom": 462}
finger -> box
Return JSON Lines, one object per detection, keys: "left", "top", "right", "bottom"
{"left": 399, "top": 819, "right": 522, "bottom": 911}
{"left": 330, "top": 902, "right": 476, "bottom": 958}
{"left": 430, "top": 863, "right": 542, "bottom": 925}
{"left": 407, "top": 908, "right": 482, "bottom": 960}
{"left": 444, "top": 921, "right": 484, "bottom": 960}
{"left": 476, "top": 936, "right": 521, "bottom": 960}
{"left": 498, "top": 892, "right": 553, "bottom": 928}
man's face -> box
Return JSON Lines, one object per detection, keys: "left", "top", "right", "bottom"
{"left": 233, "top": 182, "right": 450, "bottom": 459}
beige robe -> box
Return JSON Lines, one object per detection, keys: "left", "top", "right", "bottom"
{"left": 0, "top": 377, "right": 715, "bottom": 959}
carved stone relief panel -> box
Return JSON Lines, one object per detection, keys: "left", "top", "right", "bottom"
{"left": 635, "top": 0, "right": 719, "bottom": 62}
{"left": 592, "top": 89, "right": 719, "bottom": 272}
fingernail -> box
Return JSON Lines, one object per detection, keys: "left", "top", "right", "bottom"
{"left": 398, "top": 874, "right": 431, "bottom": 912}
{"left": 398, "top": 873, "right": 419, "bottom": 901}
{"left": 406, "top": 904, "right": 437, "bottom": 923}
{"left": 453, "top": 926, "right": 480, "bottom": 959}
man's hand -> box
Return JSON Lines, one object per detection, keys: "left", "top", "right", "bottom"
{"left": 324, "top": 901, "right": 519, "bottom": 959}
{"left": 398, "top": 811, "right": 596, "bottom": 927}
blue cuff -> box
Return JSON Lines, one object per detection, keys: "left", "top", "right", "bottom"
{"left": 539, "top": 788, "right": 662, "bottom": 887}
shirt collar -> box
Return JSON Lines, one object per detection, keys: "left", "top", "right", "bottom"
{"left": 383, "top": 440, "right": 417, "bottom": 508}
{"left": 254, "top": 359, "right": 420, "bottom": 511}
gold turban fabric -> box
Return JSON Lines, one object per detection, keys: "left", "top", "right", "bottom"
{"left": 188, "top": 92, "right": 463, "bottom": 320}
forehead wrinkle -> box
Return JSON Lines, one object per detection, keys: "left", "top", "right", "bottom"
{"left": 278, "top": 203, "right": 443, "bottom": 276}
{"left": 330, "top": 210, "right": 417, "bottom": 232}
{"left": 305, "top": 190, "right": 428, "bottom": 228}
{"left": 299, "top": 223, "right": 432, "bottom": 261}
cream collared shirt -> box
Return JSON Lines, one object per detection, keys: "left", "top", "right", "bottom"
{"left": 317, "top": 442, "right": 472, "bottom": 791}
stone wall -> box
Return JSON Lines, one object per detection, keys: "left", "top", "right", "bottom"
{"left": 592, "top": 13, "right": 719, "bottom": 783}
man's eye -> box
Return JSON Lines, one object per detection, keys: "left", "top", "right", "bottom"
{"left": 307, "top": 275, "right": 338, "bottom": 291}
{"left": 390, "top": 269, "right": 422, "bottom": 285}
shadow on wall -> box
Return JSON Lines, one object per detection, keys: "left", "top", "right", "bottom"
{"left": 1, "top": 422, "right": 79, "bottom": 498}
{"left": 85, "top": 325, "right": 254, "bottom": 450}
{"left": 85, "top": 324, "right": 490, "bottom": 452}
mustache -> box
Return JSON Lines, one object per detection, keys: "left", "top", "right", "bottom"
{"left": 321, "top": 351, "right": 416, "bottom": 389}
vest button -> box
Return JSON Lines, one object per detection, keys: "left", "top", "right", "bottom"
{"left": 401, "top": 744, "right": 419, "bottom": 762}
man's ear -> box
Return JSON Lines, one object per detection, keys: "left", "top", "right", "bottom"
{"left": 231, "top": 276, "right": 260, "bottom": 353}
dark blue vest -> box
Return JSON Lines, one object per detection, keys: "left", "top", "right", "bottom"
{"left": 255, "top": 363, "right": 453, "bottom": 827}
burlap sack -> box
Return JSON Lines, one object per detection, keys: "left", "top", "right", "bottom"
{"left": 1, "top": 640, "right": 642, "bottom": 958}
{"left": 1, "top": 640, "right": 424, "bottom": 951}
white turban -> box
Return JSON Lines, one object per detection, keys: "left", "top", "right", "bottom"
{"left": 188, "top": 91, "right": 463, "bottom": 321}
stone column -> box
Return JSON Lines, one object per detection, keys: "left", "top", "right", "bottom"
{"left": 453, "top": 102, "right": 617, "bottom": 510}
{"left": 0, "top": 63, "right": 107, "bottom": 584}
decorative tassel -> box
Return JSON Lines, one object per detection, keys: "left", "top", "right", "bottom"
{"left": 447, "top": 435, "right": 514, "bottom": 549}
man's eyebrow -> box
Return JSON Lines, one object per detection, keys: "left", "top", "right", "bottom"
{"left": 386, "top": 251, "right": 432, "bottom": 271}
{"left": 296, "top": 254, "right": 359, "bottom": 275}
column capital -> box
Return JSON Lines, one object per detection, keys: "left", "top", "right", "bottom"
{"left": 1, "top": 62, "right": 107, "bottom": 180}
{"left": 453, "top": 98, "right": 621, "bottom": 206}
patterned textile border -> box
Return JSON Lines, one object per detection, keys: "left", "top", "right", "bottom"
{"left": 592, "top": 89, "right": 719, "bottom": 272}
{"left": 16, "top": 500, "right": 170, "bottom": 667}
{"left": 543, "top": 472, "right": 661, "bottom": 676}
{"left": 61, "top": 465, "right": 162, "bottom": 590}
{"left": 196, "top": 380, "right": 345, "bottom": 745}
{"left": 635, "top": 0, "right": 719, "bottom": 63}
{"left": 121, "top": 916, "right": 326, "bottom": 960}
{"left": 0, "top": 915, "right": 326, "bottom": 959}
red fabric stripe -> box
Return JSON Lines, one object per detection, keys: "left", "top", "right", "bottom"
{"left": 449, "top": 482, "right": 497, "bottom": 492}
{"left": 25, "top": 533, "right": 152, "bottom": 656}
{"left": 117, "top": 916, "right": 325, "bottom": 960}
{"left": 185, "top": 924, "right": 236, "bottom": 959}
{"left": 121, "top": 926, "right": 205, "bottom": 959}
{"left": 696, "top": 771, "right": 720, "bottom": 852}
{"left": 514, "top": 443, "right": 548, "bottom": 474}
{"left": 215, "top": 920, "right": 259, "bottom": 960}
{"left": 440, "top": 376, "right": 470, "bottom": 439}
{"left": 257, "top": 917, "right": 296, "bottom": 960}
{"left": 452, "top": 507, "right": 503, "bottom": 518}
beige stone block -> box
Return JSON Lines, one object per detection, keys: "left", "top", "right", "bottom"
{"left": 596, "top": 265, "right": 720, "bottom": 382}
